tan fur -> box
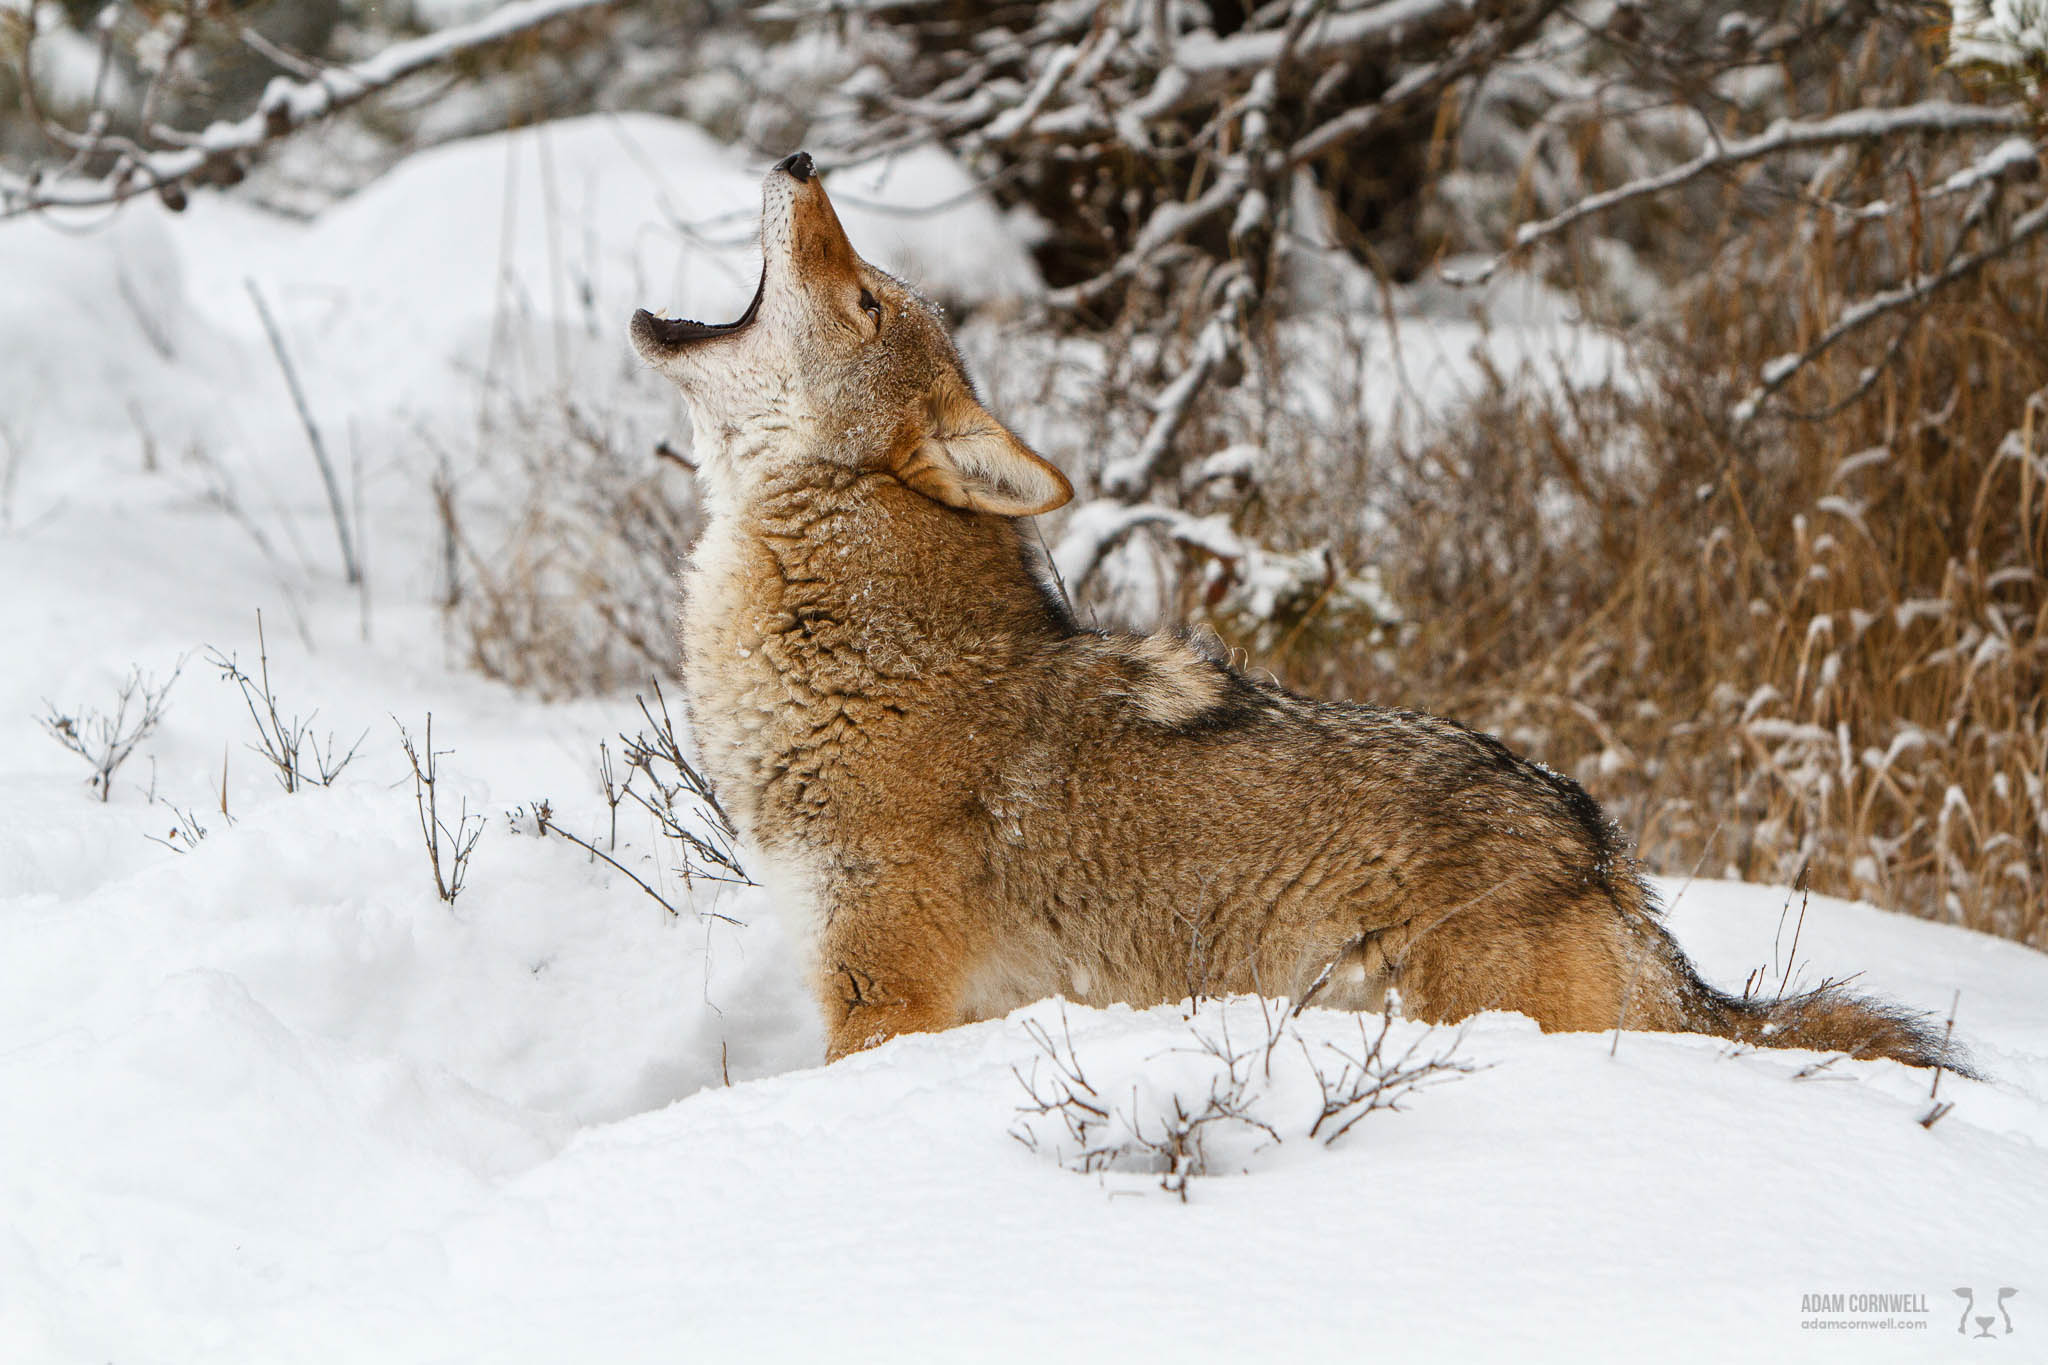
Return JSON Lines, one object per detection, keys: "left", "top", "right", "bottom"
{"left": 630, "top": 155, "right": 1964, "bottom": 1073}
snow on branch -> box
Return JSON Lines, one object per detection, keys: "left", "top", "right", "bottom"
{"left": 1735, "top": 191, "right": 2048, "bottom": 423}
{"left": 1045, "top": 168, "right": 1250, "bottom": 311}
{"left": 1052, "top": 501, "right": 1247, "bottom": 596}
{"left": 2, "top": 0, "right": 617, "bottom": 218}
{"left": 1172, "top": 0, "right": 1477, "bottom": 76}
{"left": 1288, "top": 0, "right": 1566, "bottom": 165}
{"left": 1830, "top": 136, "right": 2043, "bottom": 224}
{"left": 1099, "top": 272, "right": 1254, "bottom": 498}
{"left": 1445, "top": 101, "right": 2034, "bottom": 286}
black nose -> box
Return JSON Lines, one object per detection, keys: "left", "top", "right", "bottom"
{"left": 774, "top": 151, "right": 814, "bottom": 183}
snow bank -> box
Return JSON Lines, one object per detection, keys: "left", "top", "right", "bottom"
{"left": 0, "top": 113, "right": 1041, "bottom": 522}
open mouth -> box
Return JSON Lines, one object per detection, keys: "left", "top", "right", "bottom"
{"left": 632, "top": 266, "right": 765, "bottom": 353}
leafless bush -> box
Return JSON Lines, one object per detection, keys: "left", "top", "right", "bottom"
{"left": 38, "top": 661, "right": 183, "bottom": 801}
{"left": 206, "top": 612, "right": 363, "bottom": 794}
{"left": 443, "top": 391, "right": 699, "bottom": 698}
{"left": 1013, "top": 998, "right": 1475, "bottom": 1201}
{"left": 397, "top": 713, "right": 484, "bottom": 905}
{"left": 520, "top": 682, "right": 750, "bottom": 919}
{"left": 616, "top": 680, "right": 750, "bottom": 884}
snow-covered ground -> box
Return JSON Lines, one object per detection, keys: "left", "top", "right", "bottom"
{"left": 2, "top": 113, "right": 2044, "bottom": 1362}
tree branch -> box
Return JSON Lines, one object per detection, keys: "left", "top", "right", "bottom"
{"left": 2, "top": 0, "right": 617, "bottom": 218}
{"left": 1735, "top": 190, "right": 2048, "bottom": 422}
{"left": 1445, "top": 101, "right": 2031, "bottom": 285}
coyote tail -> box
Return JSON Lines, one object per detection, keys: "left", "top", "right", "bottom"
{"left": 1689, "top": 978, "right": 1973, "bottom": 1075}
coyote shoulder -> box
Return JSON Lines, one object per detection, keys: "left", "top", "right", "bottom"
{"left": 631, "top": 151, "right": 1960, "bottom": 1072}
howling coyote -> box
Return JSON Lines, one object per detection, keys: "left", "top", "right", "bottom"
{"left": 631, "top": 151, "right": 1959, "bottom": 1072}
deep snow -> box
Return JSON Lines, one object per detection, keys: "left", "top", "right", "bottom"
{"left": 1, "top": 112, "right": 2043, "bottom": 1363}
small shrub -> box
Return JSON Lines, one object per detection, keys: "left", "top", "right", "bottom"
{"left": 39, "top": 661, "right": 183, "bottom": 802}
{"left": 1013, "top": 999, "right": 1476, "bottom": 1202}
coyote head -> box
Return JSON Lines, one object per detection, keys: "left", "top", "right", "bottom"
{"left": 631, "top": 151, "right": 1072, "bottom": 518}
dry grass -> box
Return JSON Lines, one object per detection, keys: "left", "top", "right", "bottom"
{"left": 444, "top": 392, "right": 698, "bottom": 699}
{"left": 1244, "top": 235, "right": 2048, "bottom": 948}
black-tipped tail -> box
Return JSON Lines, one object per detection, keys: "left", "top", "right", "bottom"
{"left": 1700, "top": 983, "right": 1976, "bottom": 1077}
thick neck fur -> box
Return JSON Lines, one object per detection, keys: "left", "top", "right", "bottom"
{"left": 681, "top": 445, "right": 1068, "bottom": 846}
{"left": 725, "top": 462, "right": 1060, "bottom": 669}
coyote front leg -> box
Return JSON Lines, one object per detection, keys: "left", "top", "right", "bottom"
{"left": 818, "top": 881, "right": 979, "bottom": 1061}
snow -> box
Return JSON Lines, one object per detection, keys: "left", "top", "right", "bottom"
{"left": 1950, "top": 0, "right": 2048, "bottom": 68}
{"left": 4, "top": 108, "right": 2047, "bottom": 1362}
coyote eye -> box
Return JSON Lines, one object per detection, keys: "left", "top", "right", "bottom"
{"left": 858, "top": 288, "right": 882, "bottom": 332}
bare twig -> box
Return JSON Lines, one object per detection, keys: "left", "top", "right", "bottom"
{"left": 1446, "top": 102, "right": 2032, "bottom": 287}
{"left": 616, "top": 679, "right": 751, "bottom": 885}
{"left": 144, "top": 801, "right": 212, "bottom": 854}
{"left": 39, "top": 661, "right": 184, "bottom": 802}
{"left": 1920, "top": 991, "right": 1962, "bottom": 1128}
{"left": 2, "top": 0, "right": 618, "bottom": 217}
{"left": 397, "top": 714, "right": 484, "bottom": 904}
{"left": 246, "top": 279, "right": 359, "bottom": 585}
{"left": 206, "top": 611, "right": 363, "bottom": 794}
{"left": 529, "top": 796, "right": 748, "bottom": 925}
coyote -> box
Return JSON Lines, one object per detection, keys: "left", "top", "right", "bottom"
{"left": 631, "top": 151, "right": 1961, "bottom": 1072}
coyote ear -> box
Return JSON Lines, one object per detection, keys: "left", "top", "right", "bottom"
{"left": 896, "top": 379, "right": 1072, "bottom": 517}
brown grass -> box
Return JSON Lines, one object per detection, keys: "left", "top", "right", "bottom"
{"left": 1241, "top": 232, "right": 2048, "bottom": 948}
{"left": 445, "top": 394, "right": 697, "bottom": 700}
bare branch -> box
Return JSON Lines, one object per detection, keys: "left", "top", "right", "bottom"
{"left": 206, "top": 611, "right": 363, "bottom": 794}
{"left": 2, "top": 0, "right": 618, "bottom": 218}
{"left": 1099, "top": 271, "right": 1253, "bottom": 497}
{"left": 38, "top": 661, "right": 183, "bottom": 802}
{"left": 1736, "top": 191, "right": 2048, "bottom": 422}
{"left": 246, "top": 280, "right": 359, "bottom": 585}
{"left": 1050, "top": 500, "right": 1247, "bottom": 594}
{"left": 1289, "top": 0, "right": 1568, "bottom": 165}
{"left": 529, "top": 797, "right": 748, "bottom": 926}
{"left": 397, "top": 714, "right": 484, "bottom": 905}
{"left": 1446, "top": 102, "right": 2032, "bottom": 286}
{"left": 1174, "top": 0, "right": 1476, "bottom": 77}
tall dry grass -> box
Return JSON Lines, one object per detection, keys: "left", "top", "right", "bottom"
{"left": 1246, "top": 229, "right": 2048, "bottom": 947}
{"left": 444, "top": 392, "right": 698, "bottom": 700}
